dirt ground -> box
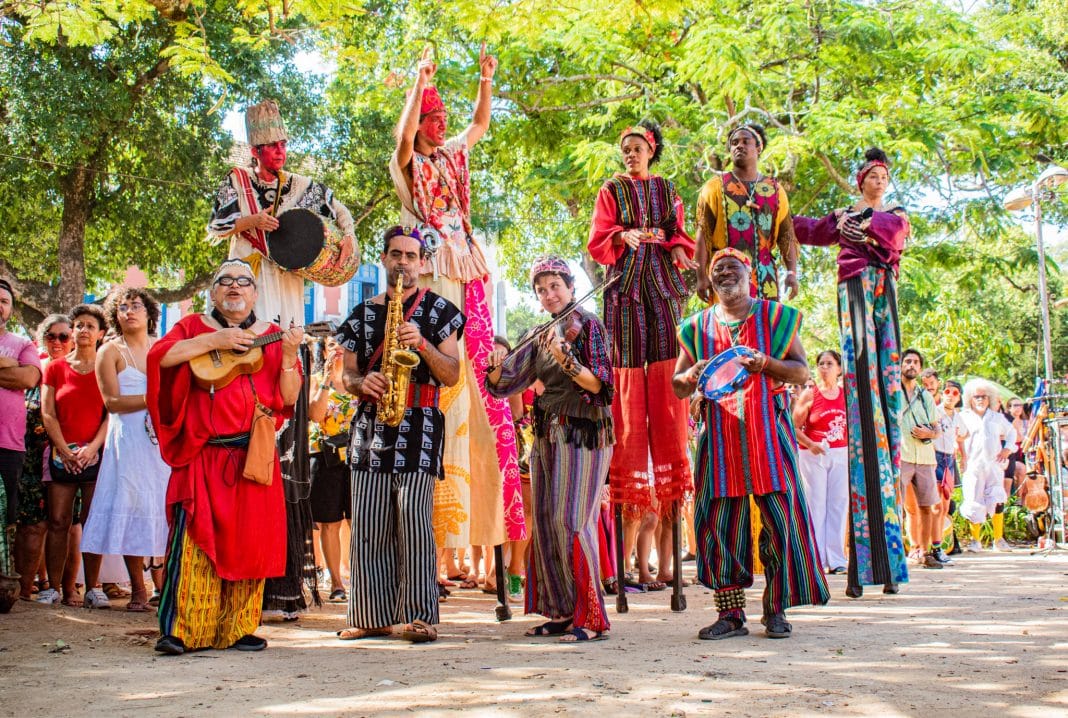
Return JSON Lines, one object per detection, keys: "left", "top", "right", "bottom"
{"left": 2, "top": 549, "right": 1067, "bottom": 717}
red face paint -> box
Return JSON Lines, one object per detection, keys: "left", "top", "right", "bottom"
{"left": 254, "top": 140, "right": 287, "bottom": 173}
{"left": 418, "top": 111, "right": 447, "bottom": 148}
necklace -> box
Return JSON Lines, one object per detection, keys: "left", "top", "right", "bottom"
{"left": 728, "top": 171, "right": 762, "bottom": 210}
{"left": 716, "top": 299, "right": 755, "bottom": 347}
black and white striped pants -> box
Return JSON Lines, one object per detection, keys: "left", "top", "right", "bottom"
{"left": 347, "top": 470, "right": 439, "bottom": 628}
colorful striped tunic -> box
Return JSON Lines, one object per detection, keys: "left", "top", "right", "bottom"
{"left": 677, "top": 300, "right": 802, "bottom": 498}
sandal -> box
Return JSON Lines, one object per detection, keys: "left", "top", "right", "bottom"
{"left": 399, "top": 619, "right": 438, "bottom": 643}
{"left": 126, "top": 600, "right": 151, "bottom": 613}
{"left": 698, "top": 616, "right": 749, "bottom": 640}
{"left": 524, "top": 618, "right": 573, "bottom": 637}
{"left": 559, "top": 627, "right": 608, "bottom": 643}
{"left": 337, "top": 626, "right": 392, "bottom": 640}
{"left": 103, "top": 583, "right": 130, "bottom": 600}
{"left": 763, "top": 612, "right": 792, "bottom": 639}
{"left": 459, "top": 577, "right": 479, "bottom": 589}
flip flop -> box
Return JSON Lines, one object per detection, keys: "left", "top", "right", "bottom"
{"left": 559, "top": 627, "right": 608, "bottom": 643}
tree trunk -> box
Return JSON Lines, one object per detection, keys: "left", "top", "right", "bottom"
{"left": 55, "top": 165, "right": 93, "bottom": 313}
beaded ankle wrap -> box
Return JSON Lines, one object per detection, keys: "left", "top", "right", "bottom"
{"left": 714, "top": 587, "right": 746, "bottom": 612}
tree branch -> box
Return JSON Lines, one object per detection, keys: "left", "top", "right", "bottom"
{"left": 351, "top": 192, "right": 390, "bottom": 228}
{"left": 497, "top": 91, "right": 644, "bottom": 114}
{"left": 536, "top": 73, "right": 647, "bottom": 91}
{"left": 144, "top": 0, "right": 189, "bottom": 22}
{"left": 816, "top": 153, "right": 857, "bottom": 194}
{"left": 147, "top": 270, "right": 215, "bottom": 304}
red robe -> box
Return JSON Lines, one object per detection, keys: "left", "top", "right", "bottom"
{"left": 146, "top": 314, "right": 297, "bottom": 581}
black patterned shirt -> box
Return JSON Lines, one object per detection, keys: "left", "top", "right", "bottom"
{"left": 335, "top": 290, "right": 464, "bottom": 477}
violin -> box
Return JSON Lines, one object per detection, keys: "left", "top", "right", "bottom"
{"left": 487, "top": 273, "right": 620, "bottom": 372}
{"left": 552, "top": 312, "right": 584, "bottom": 345}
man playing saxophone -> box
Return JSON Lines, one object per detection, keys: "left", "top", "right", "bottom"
{"left": 335, "top": 226, "right": 465, "bottom": 643}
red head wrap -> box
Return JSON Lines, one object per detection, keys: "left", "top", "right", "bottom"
{"left": 710, "top": 247, "right": 752, "bottom": 272}
{"left": 709, "top": 247, "right": 757, "bottom": 295}
{"left": 420, "top": 86, "right": 446, "bottom": 116}
{"left": 619, "top": 126, "right": 657, "bottom": 153}
{"left": 856, "top": 160, "right": 888, "bottom": 190}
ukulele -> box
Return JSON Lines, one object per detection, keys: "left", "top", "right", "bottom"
{"left": 188, "top": 320, "right": 336, "bottom": 391}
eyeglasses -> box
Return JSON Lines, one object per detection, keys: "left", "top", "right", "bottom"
{"left": 118, "top": 302, "right": 145, "bottom": 313}
{"left": 215, "top": 276, "right": 255, "bottom": 288}
{"left": 943, "top": 388, "right": 960, "bottom": 396}
{"left": 44, "top": 332, "right": 70, "bottom": 342}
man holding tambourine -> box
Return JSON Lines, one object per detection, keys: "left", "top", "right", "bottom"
{"left": 673, "top": 248, "right": 828, "bottom": 641}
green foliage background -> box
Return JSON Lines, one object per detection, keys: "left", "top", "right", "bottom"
{"left": 2, "top": 0, "right": 1067, "bottom": 393}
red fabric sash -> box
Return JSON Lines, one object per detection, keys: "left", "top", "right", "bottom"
{"left": 232, "top": 168, "right": 269, "bottom": 255}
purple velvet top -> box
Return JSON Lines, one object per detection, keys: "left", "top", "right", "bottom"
{"left": 793, "top": 208, "right": 910, "bottom": 283}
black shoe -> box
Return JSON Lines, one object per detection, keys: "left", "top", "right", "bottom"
{"left": 681, "top": 552, "right": 696, "bottom": 562}
{"left": 154, "top": 635, "right": 186, "bottom": 656}
{"left": 230, "top": 634, "right": 267, "bottom": 651}
{"left": 883, "top": 582, "right": 899, "bottom": 594}
{"left": 828, "top": 566, "right": 847, "bottom": 575}
{"left": 947, "top": 541, "right": 962, "bottom": 556}
{"left": 845, "top": 584, "right": 863, "bottom": 598}
{"left": 763, "top": 612, "right": 792, "bottom": 639}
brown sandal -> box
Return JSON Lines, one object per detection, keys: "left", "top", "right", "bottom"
{"left": 336, "top": 626, "right": 392, "bottom": 640}
{"left": 399, "top": 619, "right": 438, "bottom": 643}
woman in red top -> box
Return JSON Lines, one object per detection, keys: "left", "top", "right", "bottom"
{"left": 792, "top": 350, "right": 849, "bottom": 573}
{"left": 39, "top": 304, "right": 107, "bottom": 607}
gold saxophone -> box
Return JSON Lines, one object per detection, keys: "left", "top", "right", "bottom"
{"left": 377, "top": 272, "right": 422, "bottom": 427}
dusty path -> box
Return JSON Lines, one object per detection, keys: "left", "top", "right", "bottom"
{"left": 2, "top": 550, "right": 1067, "bottom": 717}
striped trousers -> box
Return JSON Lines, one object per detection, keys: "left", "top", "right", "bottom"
{"left": 696, "top": 490, "right": 829, "bottom": 615}
{"left": 348, "top": 470, "right": 438, "bottom": 628}
{"left": 158, "top": 508, "right": 265, "bottom": 649}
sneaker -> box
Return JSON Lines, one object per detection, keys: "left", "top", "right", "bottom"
{"left": 993, "top": 538, "right": 1013, "bottom": 552}
{"left": 908, "top": 547, "right": 924, "bottom": 561}
{"left": 83, "top": 588, "right": 111, "bottom": 609}
{"left": 36, "top": 588, "right": 60, "bottom": 605}
{"left": 921, "top": 552, "right": 943, "bottom": 569}
{"left": 934, "top": 548, "right": 954, "bottom": 565}
{"left": 965, "top": 540, "right": 983, "bottom": 553}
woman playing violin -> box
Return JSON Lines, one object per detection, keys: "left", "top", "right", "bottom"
{"left": 486, "top": 256, "right": 615, "bottom": 643}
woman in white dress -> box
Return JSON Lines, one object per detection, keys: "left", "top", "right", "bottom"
{"left": 82, "top": 287, "right": 171, "bottom": 611}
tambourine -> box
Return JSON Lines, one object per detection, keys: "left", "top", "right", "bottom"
{"left": 267, "top": 208, "right": 357, "bottom": 287}
{"left": 698, "top": 345, "right": 756, "bottom": 401}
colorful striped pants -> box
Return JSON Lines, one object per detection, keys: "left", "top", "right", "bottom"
{"left": 158, "top": 508, "right": 264, "bottom": 650}
{"left": 347, "top": 470, "right": 438, "bottom": 629}
{"left": 696, "top": 490, "right": 829, "bottom": 615}
{"left": 526, "top": 427, "right": 612, "bottom": 632}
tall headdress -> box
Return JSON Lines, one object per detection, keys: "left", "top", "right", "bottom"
{"left": 245, "top": 100, "right": 288, "bottom": 147}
